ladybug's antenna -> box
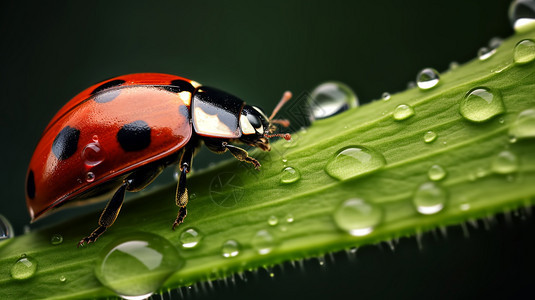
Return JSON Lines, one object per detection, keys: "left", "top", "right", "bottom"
{"left": 265, "top": 133, "right": 292, "bottom": 141}
{"left": 269, "top": 91, "right": 292, "bottom": 124}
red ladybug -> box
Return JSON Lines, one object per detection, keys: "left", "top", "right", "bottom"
{"left": 25, "top": 73, "right": 291, "bottom": 246}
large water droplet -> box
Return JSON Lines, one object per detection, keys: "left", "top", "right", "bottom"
{"left": 509, "top": 109, "right": 535, "bottom": 140}
{"left": 333, "top": 198, "right": 383, "bottom": 236}
{"left": 95, "top": 232, "right": 183, "bottom": 300}
{"left": 309, "top": 82, "right": 358, "bottom": 120}
{"left": 423, "top": 131, "right": 438, "bottom": 143}
{"left": 0, "top": 214, "right": 14, "bottom": 240}
{"left": 82, "top": 141, "right": 105, "bottom": 167}
{"left": 50, "top": 234, "right": 63, "bottom": 245}
{"left": 10, "top": 255, "right": 37, "bottom": 280}
{"left": 460, "top": 87, "right": 504, "bottom": 122}
{"left": 513, "top": 39, "right": 535, "bottom": 64}
{"left": 325, "top": 146, "right": 386, "bottom": 181}
{"left": 509, "top": 0, "right": 535, "bottom": 32}
{"left": 413, "top": 182, "right": 448, "bottom": 215}
{"left": 221, "top": 240, "right": 240, "bottom": 258}
{"left": 280, "top": 167, "right": 301, "bottom": 184}
{"left": 393, "top": 104, "right": 415, "bottom": 121}
{"left": 428, "top": 165, "right": 447, "bottom": 181}
{"left": 416, "top": 68, "right": 440, "bottom": 90}
{"left": 491, "top": 150, "right": 519, "bottom": 174}
{"left": 179, "top": 228, "right": 202, "bottom": 248}
{"left": 252, "top": 230, "right": 276, "bottom": 255}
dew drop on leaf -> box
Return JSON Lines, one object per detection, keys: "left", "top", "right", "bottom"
{"left": 509, "top": 108, "right": 535, "bottom": 140}
{"left": 285, "top": 213, "right": 294, "bottom": 223}
{"left": 94, "top": 232, "right": 183, "bottom": 300}
{"left": 280, "top": 166, "right": 301, "bottom": 184}
{"left": 491, "top": 150, "right": 519, "bottom": 174}
{"left": 382, "top": 92, "right": 391, "bottom": 101}
{"left": 478, "top": 47, "right": 497, "bottom": 61}
{"left": 513, "top": 39, "right": 535, "bottom": 64}
{"left": 179, "top": 228, "right": 202, "bottom": 248}
{"left": 333, "top": 198, "right": 383, "bottom": 237}
{"left": 0, "top": 214, "right": 14, "bottom": 241}
{"left": 428, "top": 164, "right": 447, "bottom": 181}
{"left": 252, "top": 230, "right": 276, "bottom": 255}
{"left": 423, "top": 130, "right": 438, "bottom": 143}
{"left": 459, "top": 87, "right": 504, "bottom": 122}
{"left": 416, "top": 68, "right": 440, "bottom": 90}
{"left": 308, "top": 82, "right": 358, "bottom": 120}
{"left": 393, "top": 104, "right": 415, "bottom": 120}
{"left": 50, "top": 234, "right": 63, "bottom": 245}
{"left": 221, "top": 240, "right": 240, "bottom": 258}
{"left": 413, "top": 182, "right": 448, "bottom": 215}
{"left": 509, "top": 0, "right": 535, "bottom": 32}
{"left": 267, "top": 215, "right": 279, "bottom": 226}
{"left": 10, "top": 255, "right": 37, "bottom": 280}
{"left": 325, "top": 146, "right": 386, "bottom": 181}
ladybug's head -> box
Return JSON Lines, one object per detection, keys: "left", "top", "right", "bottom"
{"left": 238, "top": 92, "right": 292, "bottom": 151}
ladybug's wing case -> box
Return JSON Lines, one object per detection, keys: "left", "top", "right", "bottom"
{"left": 26, "top": 74, "right": 196, "bottom": 220}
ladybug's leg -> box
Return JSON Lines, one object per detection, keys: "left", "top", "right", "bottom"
{"left": 78, "top": 182, "right": 127, "bottom": 247}
{"left": 173, "top": 146, "right": 194, "bottom": 230}
{"left": 223, "top": 142, "right": 261, "bottom": 170}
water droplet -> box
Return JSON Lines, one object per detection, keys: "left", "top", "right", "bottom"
{"left": 423, "top": 131, "right": 438, "bottom": 143}
{"left": 252, "top": 230, "right": 276, "bottom": 255}
{"left": 393, "top": 104, "right": 415, "bottom": 120}
{"left": 460, "top": 87, "right": 504, "bottom": 122}
{"left": 416, "top": 68, "right": 440, "bottom": 90}
{"left": 509, "top": 108, "right": 535, "bottom": 140}
{"left": 10, "top": 255, "right": 37, "bottom": 280}
{"left": 221, "top": 240, "right": 240, "bottom": 258}
{"left": 50, "top": 234, "right": 63, "bottom": 245}
{"left": 413, "top": 182, "right": 447, "bottom": 215}
{"left": 478, "top": 47, "right": 497, "bottom": 61}
{"left": 0, "top": 214, "right": 14, "bottom": 240}
{"left": 267, "top": 216, "right": 279, "bottom": 226}
{"left": 179, "top": 228, "right": 202, "bottom": 248}
{"left": 382, "top": 92, "right": 391, "bottom": 101}
{"left": 428, "top": 165, "right": 447, "bottom": 181}
{"left": 449, "top": 61, "right": 459, "bottom": 70}
{"left": 59, "top": 275, "right": 67, "bottom": 282}
{"left": 309, "top": 82, "right": 358, "bottom": 120}
{"left": 325, "top": 146, "right": 386, "bottom": 181}
{"left": 285, "top": 214, "right": 294, "bottom": 223}
{"left": 95, "top": 232, "right": 183, "bottom": 300}
{"left": 460, "top": 203, "right": 471, "bottom": 211}
{"left": 513, "top": 39, "right": 535, "bottom": 64}
{"left": 282, "top": 138, "right": 299, "bottom": 148}
{"left": 509, "top": 0, "right": 535, "bottom": 32}
{"left": 333, "top": 198, "right": 383, "bottom": 236}
{"left": 489, "top": 37, "right": 504, "bottom": 50}
{"left": 82, "top": 142, "right": 105, "bottom": 167}
{"left": 499, "top": 117, "right": 505, "bottom": 124}
{"left": 280, "top": 167, "right": 301, "bottom": 184}
{"left": 86, "top": 172, "right": 95, "bottom": 183}
{"left": 407, "top": 81, "right": 417, "bottom": 89}
{"left": 491, "top": 150, "right": 519, "bottom": 174}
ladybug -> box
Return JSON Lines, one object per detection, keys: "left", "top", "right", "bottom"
{"left": 25, "top": 73, "right": 292, "bottom": 246}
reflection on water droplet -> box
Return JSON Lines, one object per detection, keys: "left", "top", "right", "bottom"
{"left": 286, "top": 214, "right": 294, "bottom": 223}
{"left": 51, "top": 234, "right": 63, "bottom": 245}
{"left": 413, "top": 182, "right": 448, "bottom": 215}
{"left": 423, "top": 131, "right": 437, "bottom": 143}
{"left": 509, "top": 109, "right": 535, "bottom": 140}
{"left": 416, "top": 68, "right": 440, "bottom": 90}
{"left": 82, "top": 142, "right": 105, "bottom": 167}
{"left": 95, "top": 232, "right": 183, "bottom": 300}
{"left": 382, "top": 92, "right": 391, "bottom": 101}
{"left": 478, "top": 47, "right": 496, "bottom": 61}
{"left": 428, "top": 165, "right": 447, "bottom": 181}
{"left": 460, "top": 87, "right": 504, "bottom": 122}
{"left": 492, "top": 150, "right": 519, "bottom": 174}
{"left": 221, "top": 240, "right": 240, "bottom": 258}
{"left": 513, "top": 39, "right": 535, "bottom": 64}
{"left": 393, "top": 104, "right": 415, "bottom": 121}
{"left": 509, "top": 0, "right": 535, "bottom": 32}
{"left": 325, "top": 146, "right": 386, "bottom": 181}
{"left": 59, "top": 275, "right": 67, "bottom": 282}
{"left": 0, "top": 214, "right": 14, "bottom": 240}
{"left": 280, "top": 167, "right": 301, "bottom": 184}
{"left": 179, "top": 228, "right": 202, "bottom": 248}
{"left": 309, "top": 82, "right": 358, "bottom": 120}
{"left": 333, "top": 198, "right": 383, "bottom": 236}
{"left": 10, "top": 255, "right": 37, "bottom": 280}
{"left": 252, "top": 230, "right": 276, "bottom": 255}
{"left": 267, "top": 216, "right": 279, "bottom": 226}
{"left": 86, "top": 172, "right": 95, "bottom": 183}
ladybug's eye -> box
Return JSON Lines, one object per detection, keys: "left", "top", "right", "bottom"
{"left": 247, "top": 114, "right": 262, "bottom": 129}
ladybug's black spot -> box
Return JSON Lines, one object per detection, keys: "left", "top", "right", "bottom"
{"left": 52, "top": 126, "right": 80, "bottom": 160}
{"left": 27, "top": 170, "right": 36, "bottom": 199}
{"left": 179, "top": 105, "right": 189, "bottom": 118}
{"left": 94, "top": 89, "right": 121, "bottom": 103}
{"left": 91, "top": 79, "right": 126, "bottom": 95}
{"left": 117, "top": 120, "right": 151, "bottom": 152}
{"left": 163, "top": 80, "right": 195, "bottom": 93}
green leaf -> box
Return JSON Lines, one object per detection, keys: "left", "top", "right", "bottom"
{"left": 1, "top": 27, "right": 534, "bottom": 300}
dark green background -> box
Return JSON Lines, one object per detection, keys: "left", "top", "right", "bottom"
{"left": 1, "top": 1, "right": 534, "bottom": 299}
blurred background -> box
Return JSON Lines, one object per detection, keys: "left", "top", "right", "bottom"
{"left": 1, "top": 0, "right": 534, "bottom": 299}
